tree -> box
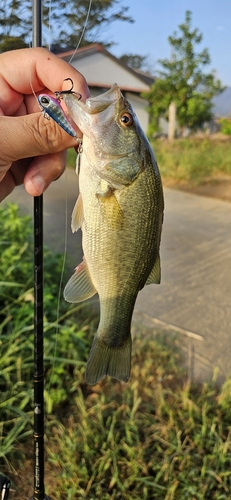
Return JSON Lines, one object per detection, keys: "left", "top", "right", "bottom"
{"left": 119, "top": 53, "right": 149, "bottom": 71}
{"left": 0, "top": 0, "right": 31, "bottom": 52}
{"left": 0, "top": 0, "right": 133, "bottom": 52}
{"left": 49, "top": 0, "right": 133, "bottom": 50}
{"left": 145, "top": 11, "right": 224, "bottom": 137}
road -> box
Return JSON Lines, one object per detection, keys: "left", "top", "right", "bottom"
{"left": 5, "top": 167, "right": 231, "bottom": 384}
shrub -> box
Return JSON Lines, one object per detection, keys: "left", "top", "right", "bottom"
{"left": 218, "top": 117, "right": 231, "bottom": 135}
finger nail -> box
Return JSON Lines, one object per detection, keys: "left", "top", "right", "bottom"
{"left": 25, "top": 175, "right": 47, "bottom": 196}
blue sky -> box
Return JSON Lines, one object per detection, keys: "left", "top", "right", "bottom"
{"left": 106, "top": 0, "right": 231, "bottom": 86}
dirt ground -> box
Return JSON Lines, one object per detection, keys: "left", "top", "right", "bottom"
{"left": 166, "top": 177, "right": 231, "bottom": 203}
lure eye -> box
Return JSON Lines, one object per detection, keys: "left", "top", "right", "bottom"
{"left": 40, "top": 96, "right": 50, "bottom": 106}
{"left": 119, "top": 112, "right": 133, "bottom": 127}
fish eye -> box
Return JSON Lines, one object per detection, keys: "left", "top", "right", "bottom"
{"left": 40, "top": 96, "right": 50, "bottom": 106}
{"left": 119, "top": 112, "right": 133, "bottom": 127}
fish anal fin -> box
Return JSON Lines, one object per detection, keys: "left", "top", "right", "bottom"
{"left": 71, "top": 193, "right": 83, "bottom": 233}
{"left": 85, "top": 335, "right": 131, "bottom": 385}
{"left": 63, "top": 259, "right": 96, "bottom": 303}
{"left": 145, "top": 253, "right": 161, "bottom": 285}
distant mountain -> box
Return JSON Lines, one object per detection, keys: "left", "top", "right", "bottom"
{"left": 212, "top": 87, "right": 231, "bottom": 118}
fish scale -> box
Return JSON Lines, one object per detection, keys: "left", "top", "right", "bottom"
{"left": 63, "top": 84, "right": 164, "bottom": 385}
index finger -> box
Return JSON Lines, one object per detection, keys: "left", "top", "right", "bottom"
{"left": 0, "top": 47, "right": 90, "bottom": 115}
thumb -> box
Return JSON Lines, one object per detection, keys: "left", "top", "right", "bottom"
{"left": 0, "top": 112, "right": 80, "bottom": 167}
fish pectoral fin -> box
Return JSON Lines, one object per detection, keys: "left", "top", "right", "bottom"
{"left": 63, "top": 259, "right": 96, "bottom": 303}
{"left": 71, "top": 193, "right": 84, "bottom": 233}
{"left": 96, "top": 179, "right": 114, "bottom": 197}
{"left": 85, "top": 335, "right": 131, "bottom": 385}
{"left": 145, "top": 253, "right": 161, "bottom": 285}
{"left": 98, "top": 192, "right": 123, "bottom": 229}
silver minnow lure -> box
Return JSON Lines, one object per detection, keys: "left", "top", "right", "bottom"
{"left": 38, "top": 94, "right": 77, "bottom": 137}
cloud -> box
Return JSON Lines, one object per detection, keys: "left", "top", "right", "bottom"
{"left": 216, "top": 25, "right": 225, "bottom": 31}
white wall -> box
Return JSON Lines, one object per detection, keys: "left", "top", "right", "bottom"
{"left": 125, "top": 92, "right": 149, "bottom": 133}
{"left": 71, "top": 52, "right": 149, "bottom": 92}
{"left": 70, "top": 52, "right": 150, "bottom": 133}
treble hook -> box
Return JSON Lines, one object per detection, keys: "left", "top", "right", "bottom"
{"left": 55, "top": 78, "right": 82, "bottom": 101}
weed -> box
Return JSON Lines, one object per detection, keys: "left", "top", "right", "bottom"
{"left": 1, "top": 204, "right": 231, "bottom": 499}
{"left": 152, "top": 137, "right": 231, "bottom": 186}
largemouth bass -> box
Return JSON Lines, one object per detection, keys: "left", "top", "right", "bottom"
{"left": 62, "top": 84, "right": 164, "bottom": 385}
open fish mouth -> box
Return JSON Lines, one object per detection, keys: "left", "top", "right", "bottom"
{"left": 77, "top": 84, "right": 121, "bottom": 114}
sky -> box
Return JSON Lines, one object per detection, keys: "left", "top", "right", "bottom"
{"left": 104, "top": 0, "right": 231, "bottom": 87}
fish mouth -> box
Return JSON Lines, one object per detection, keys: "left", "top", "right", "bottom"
{"left": 77, "top": 84, "right": 121, "bottom": 114}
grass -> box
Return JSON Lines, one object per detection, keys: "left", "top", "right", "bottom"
{"left": 1, "top": 205, "right": 231, "bottom": 499}
{"left": 44, "top": 339, "right": 231, "bottom": 500}
{"left": 151, "top": 137, "right": 231, "bottom": 186}
{"left": 67, "top": 135, "right": 231, "bottom": 189}
{"left": 3, "top": 332, "right": 231, "bottom": 500}
{"left": 67, "top": 146, "right": 78, "bottom": 170}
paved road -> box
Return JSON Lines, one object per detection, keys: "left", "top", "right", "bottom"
{"left": 5, "top": 168, "right": 231, "bottom": 384}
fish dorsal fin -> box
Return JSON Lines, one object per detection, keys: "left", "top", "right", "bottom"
{"left": 63, "top": 259, "right": 97, "bottom": 303}
{"left": 145, "top": 254, "right": 161, "bottom": 285}
{"left": 71, "top": 193, "right": 84, "bottom": 233}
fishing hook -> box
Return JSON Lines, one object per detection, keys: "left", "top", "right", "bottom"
{"left": 55, "top": 78, "right": 82, "bottom": 100}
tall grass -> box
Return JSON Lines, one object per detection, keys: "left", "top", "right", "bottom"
{"left": 67, "top": 136, "right": 231, "bottom": 186}
{"left": 152, "top": 137, "right": 231, "bottom": 185}
{"left": 1, "top": 204, "right": 231, "bottom": 499}
{"left": 0, "top": 204, "right": 92, "bottom": 464}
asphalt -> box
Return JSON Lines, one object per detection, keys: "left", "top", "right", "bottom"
{"left": 5, "top": 167, "right": 231, "bottom": 384}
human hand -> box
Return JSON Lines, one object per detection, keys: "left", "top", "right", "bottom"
{"left": 0, "top": 47, "right": 90, "bottom": 201}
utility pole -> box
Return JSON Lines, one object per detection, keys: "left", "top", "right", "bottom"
{"left": 168, "top": 101, "right": 176, "bottom": 140}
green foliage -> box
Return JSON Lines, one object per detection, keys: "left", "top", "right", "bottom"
{"left": 67, "top": 147, "right": 78, "bottom": 169}
{"left": 144, "top": 11, "right": 224, "bottom": 134}
{"left": 7, "top": 333, "right": 231, "bottom": 499}
{"left": 218, "top": 118, "right": 231, "bottom": 135}
{"left": 152, "top": 137, "right": 231, "bottom": 185}
{"left": 119, "top": 53, "right": 150, "bottom": 71}
{"left": 0, "top": 0, "right": 133, "bottom": 52}
{"left": 49, "top": 325, "right": 231, "bottom": 500}
{"left": 50, "top": 0, "right": 133, "bottom": 50}
{"left": 0, "top": 0, "right": 31, "bottom": 52}
{"left": 0, "top": 204, "right": 92, "bottom": 460}
{"left": 0, "top": 203, "right": 65, "bottom": 322}
{"left": 1, "top": 204, "right": 231, "bottom": 498}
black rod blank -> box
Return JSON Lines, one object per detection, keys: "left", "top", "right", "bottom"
{"left": 31, "top": 1, "right": 50, "bottom": 499}
{"left": 33, "top": 196, "right": 46, "bottom": 500}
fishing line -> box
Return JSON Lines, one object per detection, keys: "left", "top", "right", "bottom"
{"left": 44, "top": 0, "right": 93, "bottom": 392}
{"left": 69, "top": 0, "right": 93, "bottom": 64}
{"left": 48, "top": 0, "right": 52, "bottom": 51}
{"left": 27, "top": 0, "right": 93, "bottom": 398}
{"left": 48, "top": 0, "right": 93, "bottom": 324}
{"left": 46, "top": 168, "right": 68, "bottom": 398}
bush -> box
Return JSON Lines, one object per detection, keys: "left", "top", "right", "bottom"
{"left": 218, "top": 117, "right": 231, "bottom": 135}
{"left": 152, "top": 137, "right": 231, "bottom": 185}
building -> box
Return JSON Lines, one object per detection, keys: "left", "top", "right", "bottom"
{"left": 58, "top": 43, "right": 154, "bottom": 133}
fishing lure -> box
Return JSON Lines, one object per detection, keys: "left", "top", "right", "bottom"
{"left": 38, "top": 93, "right": 77, "bottom": 137}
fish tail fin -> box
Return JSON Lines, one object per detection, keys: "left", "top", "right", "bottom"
{"left": 85, "top": 335, "right": 132, "bottom": 386}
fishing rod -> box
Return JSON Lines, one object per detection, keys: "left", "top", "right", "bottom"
{"left": 0, "top": 2, "right": 93, "bottom": 497}
{"left": 0, "top": 1, "right": 49, "bottom": 498}
{"left": 29, "top": 1, "right": 51, "bottom": 499}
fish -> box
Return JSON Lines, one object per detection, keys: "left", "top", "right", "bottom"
{"left": 38, "top": 94, "right": 77, "bottom": 137}
{"left": 62, "top": 84, "right": 164, "bottom": 386}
